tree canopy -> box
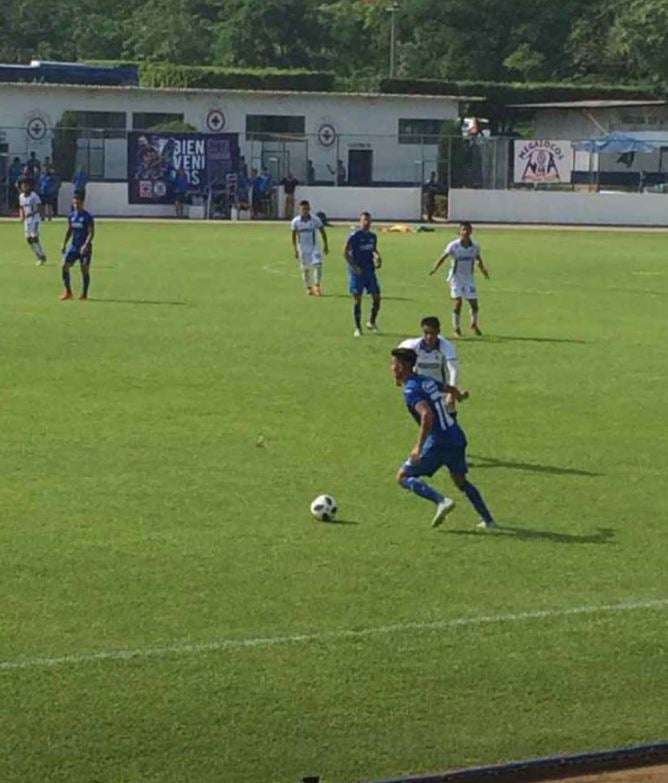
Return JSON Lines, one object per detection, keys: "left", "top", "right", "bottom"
{"left": 1, "top": 0, "right": 665, "bottom": 89}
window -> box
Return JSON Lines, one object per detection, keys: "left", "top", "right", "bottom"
{"left": 246, "top": 115, "right": 305, "bottom": 140}
{"left": 398, "top": 119, "right": 446, "bottom": 145}
{"left": 132, "top": 112, "right": 184, "bottom": 130}
{"left": 66, "top": 111, "right": 126, "bottom": 136}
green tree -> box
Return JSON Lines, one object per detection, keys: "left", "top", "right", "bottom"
{"left": 214, "top": 0, "right": 329, "bottom": 68}
{"left": 124, "top": 0, "right": 213, "bottom": 63}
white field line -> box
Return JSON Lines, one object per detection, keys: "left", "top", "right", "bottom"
{"left": 1, "top": 597, "right": 667, "bottom": 673}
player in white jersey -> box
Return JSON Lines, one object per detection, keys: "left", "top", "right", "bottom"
{"left": 291, "top": 200, "right": 329, "bottom": 295}
{"left": 430, "top": 222, "right": 489, "bottom": 336}
{"left": 18, "top": 178, "right": 47, "bottom": 265}
{"left": 399, "top": 316, "right": 461, "bottom": 413}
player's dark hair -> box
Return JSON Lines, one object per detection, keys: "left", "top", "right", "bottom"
{"left": 459, "top": 221, "right": 473, "bottom": 232}
{"left": 299, "top": 199, "right": 310, "bottom": 207}
{"left": 421, "top": 316, "right": 440, "bottom": 331}
{"left": 391, "top": 347, "right": 417, "bottom": 367}
{"left": 360, "top": 211, "right": 371, "bottom": 219}
{"left": 73, "top": 190, "right": 85, "bottom": 200}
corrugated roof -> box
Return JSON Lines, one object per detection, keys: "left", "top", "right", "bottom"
{"left": 508, "top": 99, "right": 665, "bottom": 109}
{"left": 0, "top": 80, "right": 480, "bottom": 102}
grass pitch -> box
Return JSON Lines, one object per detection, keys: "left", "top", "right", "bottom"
{"left": 1, "top": 219, "right": 667, "bottom": 783}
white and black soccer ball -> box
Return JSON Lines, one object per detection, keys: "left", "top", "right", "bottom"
{"left": 310, "top": 494, "right": 338, "bottom": 522}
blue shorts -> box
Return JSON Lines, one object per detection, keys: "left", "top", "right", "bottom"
{"left": 64, "top": 245, "right": 92, "bottom": 265}
{"left": 349, "top": 268, "right": 380, "bottom": 295}
{"left": 401, "top": 441, "right": 468, "bottom": 478}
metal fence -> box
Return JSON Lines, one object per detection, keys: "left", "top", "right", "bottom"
{"left": 3, "top": 126, "right": 668, "bottom": 216}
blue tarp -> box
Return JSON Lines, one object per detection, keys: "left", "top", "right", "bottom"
{"left": 0, "top": 61, "right": 138, "bottom": 86}
{"left": 572, "top": 131, "right": 659, "bottom": 153}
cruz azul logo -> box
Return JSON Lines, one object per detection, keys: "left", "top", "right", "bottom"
{"left": 516, "top": 140, "right": 568, "bottom": 183}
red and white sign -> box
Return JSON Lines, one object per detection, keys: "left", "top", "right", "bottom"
{"left": 514, "top": 139, "right": 573, "bottom": 184}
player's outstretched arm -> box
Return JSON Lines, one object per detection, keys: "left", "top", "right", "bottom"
{"left": 61, "top": 225, "right": 73, "bottom": 253}
{"left": 82, "top": 221, "right": 95, "bottom": 252}
{"left": 319, "top": 226, "right": 329, "bottom": 254}
{"left": 411, "top": 401, "right": 434, "bottom": 462}
{"left": 444, "top": 384, "right": 469, "bottom": 402}
{"left": 429, "top": 253, "right": 448, "bottom": 276}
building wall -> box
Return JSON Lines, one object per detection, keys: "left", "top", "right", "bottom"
{"left": 0, "top": 83, "right": 459, "bottom": 185}
{"left": 533, "top": 105, "right": 668, "bottom": 140}
{"left": 449, "top": 187, "right": 668, "bottom": 226}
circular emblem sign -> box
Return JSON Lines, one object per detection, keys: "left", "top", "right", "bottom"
{"left": 26, "top": 116, "right": 48, "bottom": 141}
{"left": 206, "top": 109, "right": 226, "bottom": 132}
{"left": 317, "top": 123, "right": 337, "bottom": 148}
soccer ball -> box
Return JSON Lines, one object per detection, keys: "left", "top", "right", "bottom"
{"left": 310, "top": 494, "right": 338, "bottom": 522}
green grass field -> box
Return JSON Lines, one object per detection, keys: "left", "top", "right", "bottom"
{"left": 1, "top": 218, "right": 667, "bottom": 783}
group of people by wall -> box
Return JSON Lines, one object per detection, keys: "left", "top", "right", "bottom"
{"left": 6, "top": 152, "right": 88, "bottom": 218}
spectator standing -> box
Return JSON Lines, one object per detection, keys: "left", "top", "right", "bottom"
{"left": 327, "top": 159, "right": 346, "bottom": 186}
{"left": 25, "top": 152, "right": 41, "bottom": 179}
{"left": 8, "top": 157, "right": 22, "bottom": 209}
{"left": 281, "top": 172, "right": 299, "bottom": 219}
{"left": 307, "top": 159, "right": 316, "bottom": 185}
{"left": 249, "top": 168, "right": 261, "bottom": 218}
{"left": 423, "top": 171, "right": 438, "bottom": 223}
{"left": 257, "top": 168, "right": 273, "bottom": 218}
{"left": 172, "top": 165, "right": 189, "bottom": 218}
{"left": 72, "top": 166, "right": 88, "bottom": 199}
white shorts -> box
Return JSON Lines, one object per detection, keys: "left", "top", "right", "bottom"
{"left": 450, "top": 277, "right": 477, "bottom": 300}
{"left": 24, "top": 218, "right": 41, "bottom": 239}
{"left": 299, "top": 249, "right": 322, "bottom": 267}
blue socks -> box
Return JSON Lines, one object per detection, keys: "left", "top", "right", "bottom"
{"left": 459, "top": 480, "right": 494, "bottom": 523}
{"left": 400, "top": 476, "right": 444, "bottom": 504}
{"left": 82, "top": 271, "right": 90, "bottom": 296}
{"left": 353, "top": 301, "right": 362, "bottom": 329}
{"left": 62, "top": 267, "right": 71, "bottom": 292}
{"left": 370, "top": 298, "right": 380, "bottom": 324}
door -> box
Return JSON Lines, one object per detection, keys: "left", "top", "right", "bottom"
{"left": 348, "top": 149, "right": 373, "bottom": 186}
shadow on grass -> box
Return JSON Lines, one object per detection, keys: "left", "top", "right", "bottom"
{"left": 461, "top": 334, "right": 587, "bottom": 345}
{"left": 323, "top": 294, "right": 413, "bottom": 302}
{"left": 468, "top": 455, "right": 601, "bottom": 477}
{"left": 92, "top": 298, "right": 188, "bottom": 307}
{"left": 446, "top": 525, "right": 615, "bottom": 545}
{"left": 333, "top": 518, "right": 359, "bottom": 526}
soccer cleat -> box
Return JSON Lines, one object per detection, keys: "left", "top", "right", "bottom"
{"left": 313, "top": 285, "right": 322, "bottom": 296}
{"left": 431, "top": 498, "right": 456, "bottom": 528}
{"left": 476, "top": 519, "right": 498, "bottom": 530}
{"left": 366, "top": 321, "right": 380, "bottom": 334}
{"left": 306, "top": 287, "right": 314, "bottom": 295}
{"left": 353, "top": 328, "right": 362, "bottom": 338}
{"left": 453, "top": 328, "right": 462, "bottom": 337}
{"left": 59, "top": 290, "right": 73, "bottom": 300}
{"left": 37, "top": 256, "right": 47, "bottom": 266}
{"left": 471, "top": 325, "right": 483, "bottom": 336}
{"left": 79, "top": 293, "right": 87, "bottom": 301}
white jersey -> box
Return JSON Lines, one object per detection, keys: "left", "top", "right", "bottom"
{"left": 445, "top": 238, "right": 480, "bottom": 281}
{"left": 398, "top": 336, "right": 459, "bottom": 388}
{"left": 20, "top": 191, "right": 42, "bottom": 220}
{"left": 291, "top": 213, "right": 323, "bottom": 263}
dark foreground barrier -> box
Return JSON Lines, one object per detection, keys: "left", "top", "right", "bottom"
{"left": 301, "top": 739, "right": 668, "bottom": 783}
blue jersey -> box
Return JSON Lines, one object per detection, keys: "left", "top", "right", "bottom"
{"left": 68, "top": 209, "right": 94, "bottom": 248}
{"left": 403, "top": 373, "right": 466, "bottom": 448}
{"left": 347, "top": 229, "right": 377, "bottom": 271}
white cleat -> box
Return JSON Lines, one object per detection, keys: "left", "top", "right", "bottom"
{"left": 353, "top": 328, "right": 362, "bottom": 338}
{"left": 431, "top": 498, "right": 456, "bottom": 528}
{"left": 476, "top": 519, "right": 498, "bottom": 530}
{"left": 366, "top": 321, "right": 380, "bottom": 334}
{"left": 37, "top": 257, "right": 47, "bottom": 266}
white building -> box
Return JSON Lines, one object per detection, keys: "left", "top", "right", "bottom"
{"left": 0, "top": 81, "right": 466, "bottom": 217}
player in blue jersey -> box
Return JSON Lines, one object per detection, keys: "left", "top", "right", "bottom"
{"left": 60, "top": 191, "right": 94, "bottom": 301}
{"left": 391, "top": 347, "right": 496, "bottom": 529}
{"left": 344, "top": 211, "right": 383, "bottom": 337}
